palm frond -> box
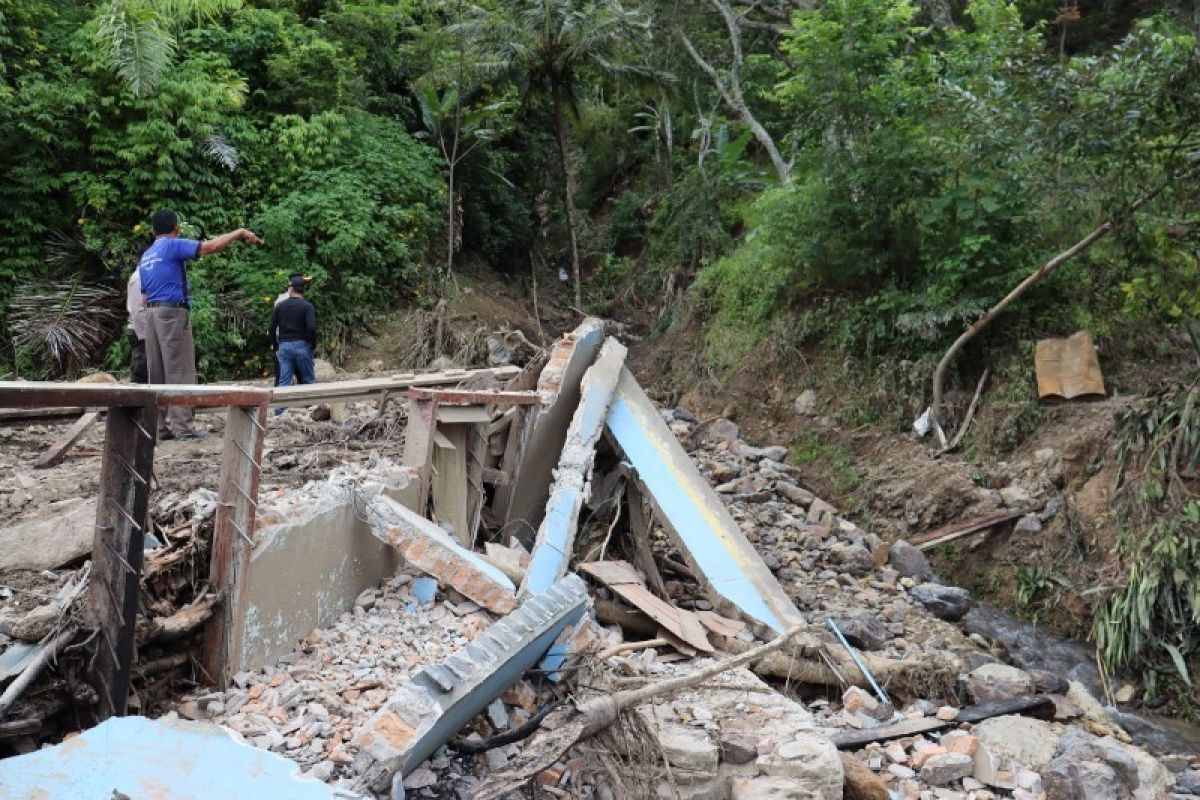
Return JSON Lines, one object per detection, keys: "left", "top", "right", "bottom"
{"left": 98, "top": 0, "right": 175, "bottom": 98}
{"left": 202, "top": 130, "right": 239, "bottom": 170}
{"left": 9, "top": 278, "right": 123, "bottom": 377}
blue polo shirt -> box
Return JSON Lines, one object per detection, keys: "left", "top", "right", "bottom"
{"left": 138, "top": 237, "right": 201, "bottom": 304}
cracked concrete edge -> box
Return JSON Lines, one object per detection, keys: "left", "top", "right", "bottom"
{"left": 350, "top": 573, "right": 590, "bottom": 791}
{"left": 502, "top": 318, "right": 607, "bottom": 535}
{"left": 520, "top": 337, "right": 627, "bottom": 598}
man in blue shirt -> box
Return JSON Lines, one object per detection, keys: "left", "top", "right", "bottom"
{"left": 139, "top": 209, "right": 262, "bottom": 439}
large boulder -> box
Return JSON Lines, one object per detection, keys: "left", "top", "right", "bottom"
{"left": 966, "top": 664, "right": 1036, "bottom": 704}
{"left": 974, "top": 715, "right": 1063, "bottom": 773}
{"left": 888, "top": 540, "right": 936, "bottom": 582}
{"left": 1045, "top": 728, "right": 1172, "bottom": 800}
{"left": 0, "top": 498, "right": 97, "bottom": 572}
{"left": 909, "top": 582, "right": 973, "bottom": 621}
{"left": 832, "top": 614, "right": 887, "bottom": 651}
{"left": 755, "top": 734, "right": 843, "bottom": 799}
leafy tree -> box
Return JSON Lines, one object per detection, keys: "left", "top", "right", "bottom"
{"left": 455, "top": 0, "right": 657, "bottom": 309}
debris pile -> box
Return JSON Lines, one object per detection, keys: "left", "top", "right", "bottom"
{"left": 2, "top": 319, "right": 1198, "bottom": 800}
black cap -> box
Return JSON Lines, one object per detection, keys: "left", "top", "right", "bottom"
{"left": 289, "top": 274, "right": 306, "bottom": 292}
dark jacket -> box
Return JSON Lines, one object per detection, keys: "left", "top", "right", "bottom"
{"left": 268, "top": 296, "right": 317, "bottom": 349}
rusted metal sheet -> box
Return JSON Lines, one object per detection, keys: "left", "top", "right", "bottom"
{"left": 1035, "top": 330, "right": 1106, "bottom": 400}
{"left": 89, "top": 404, "right": 157, "bottom": 720}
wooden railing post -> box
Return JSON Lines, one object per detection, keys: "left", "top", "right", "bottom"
{"left": 201, "top": 403, "right": 268, "bottom": 688}
{"left": 89, "top": 402, "right": 157, "bottom": 719}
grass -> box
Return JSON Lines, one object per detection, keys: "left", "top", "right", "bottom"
{"left": 789, "top": 431, "right": 862, "bottom": 497}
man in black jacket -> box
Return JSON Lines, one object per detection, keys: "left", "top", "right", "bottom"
{"left": 268, "top": 275, "right": 317, "bottom": 388}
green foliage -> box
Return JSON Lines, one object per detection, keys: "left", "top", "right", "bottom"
{"left": 0, "top": 0, "right": 442, "bottom": 378}
{"left": 692, "top": 0, "right": 1200, "bottom": 373}
{"left": 1095, "top": 381, "right": 1200, "bottom": 705}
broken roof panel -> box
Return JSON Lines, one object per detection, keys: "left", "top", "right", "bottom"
{"left": 604, "top": 368, "right": 805, "bottom": 635}
{"left": 521, "top": 337, "right": 627, "bottom": 597}
{"left": 501, "top": 318, "right": 606, "bottom": 536}
{"left": 0, "top": 715, "right": 355, "bottom": 799}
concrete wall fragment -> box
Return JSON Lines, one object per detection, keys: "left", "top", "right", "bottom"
{"left": 234, "top": 465, "right": 415, "bottom": 673}
{"left": 351, "top": 573, "right": 589, "bottom": 790}
{"left": 501, "top": 318, "right": 606, "bottom": 539}
{"left": 604, "top": 368, "right": 805, "bottom": 635}
{"left": 366, "top": 496, "right": 516, "bottom": 615}
{"left": 520, "top": 337, "right": 627, "bottom": 597}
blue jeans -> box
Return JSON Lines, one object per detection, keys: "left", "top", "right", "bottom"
{"left": 277, "top": 340, "right": 316, "bottom": 387}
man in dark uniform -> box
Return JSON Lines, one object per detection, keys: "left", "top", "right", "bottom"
{"left": 268, "top": 274, "right": 318, "bottom": 388}
{"left": 139, "top": 209, "right": 261, "bottom": 439}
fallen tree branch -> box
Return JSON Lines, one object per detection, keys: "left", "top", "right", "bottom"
{"left": 714, "top": 634, "right": 959, "bottom": 700}
{"left": 135, "top": 593, "right": 219, "bottom": 645}
{"left": 470, "top": 627, "right": 803, "bottom": 800}
{"left": 938, "top": 366, "right": 990, "bottom": 456}
{"left": 930, "top": 164, "right": 1200, "bottom": 433}
{"left": 0, "top": 625, "right": 78, "bottom": 720}
{"left": 596, "top": 638, "right": 669, "bottom": 661}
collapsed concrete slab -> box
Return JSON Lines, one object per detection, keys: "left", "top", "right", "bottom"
{"left": 234, "top": 464, "right": 414, "bottom": 673}
{"left": 501, "top": 318, "right": 606, "bottom": 537}
{"left": 0, "top": 497, "right": 96, "bottom": 571}
{"left": 0, "top": 715, "right": 355, "bottom": 799}
{"left": 352, "top": 573, "right": 589, "bottom": 791}
{"left": 366, "top": 495, "right": 516, "bottom": 614}
{"left": 604, "top": 368, "right": 805, "bottom": 635}
{"left": 633, "top": 667, "right": 842, "bottom": 800}
{"left": 521, "top": 337, "right": 627, "bottom": 597}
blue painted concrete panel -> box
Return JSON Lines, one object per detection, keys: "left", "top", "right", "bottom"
{"left": 605, "top": 370, "right": 804, "bottom": 634}
{"left": 523, "top": 489, "right": 581, "bottom": 596}
{"left": 0, "top": 715, "right": 354, "bottom": 799}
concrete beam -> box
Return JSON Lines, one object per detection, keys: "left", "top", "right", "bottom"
{"left": 351, "top": 574, "right": 589, "bottom": 791}
{"left": 521, "top": 338, "right": 627, "bottom": 597}
{"left": 501, "top": 318, "right": 606, "bottom": 538}
{"left": 366, "top": 496, "right": 516, "bottom": 615}
{"left": 604, "top": 368, "right": 805, "bottom": 636}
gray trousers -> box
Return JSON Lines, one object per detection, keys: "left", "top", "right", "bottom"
{"left": 144, "top": 306, "right": 197, "bottom": 435}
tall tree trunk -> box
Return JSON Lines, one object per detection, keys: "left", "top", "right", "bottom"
{"left": 552, "top": 90, "right": 583, "bottom": 311}
{"left": 447, "top": 164, "right": 456, "bottom": 275}
{"left": 676, "top": 1, "right": 791, "bottom": 185}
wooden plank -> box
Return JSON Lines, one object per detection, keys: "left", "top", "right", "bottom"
{"left": 0, "top": 382, "right": 268, "bottom": 409}
{"left": 402, "top": 397, "right": 437, "bottom": 516}
{"left": 35, "top": 411, "right": 101, "bottom": 469}
{"left": 697, "top": 610, "right": 747, "bottom": 639}
{"left": 201, "top": 404, "right": 268, "bottom": 688}
{"left": 270, "top": 367, "right": 520, "bottom": 406}
{"left": 466, "top": 422, "right": 487, "bottom": 548}
{"left": 579, "top": 560, "right": 712, "bottom": 653}
{"left": 432, "top": 422, "right": 471, "bottom": 546}
{"left": 88, "top": 402, "right": 157, "bottom": 720}
{"left": 830, "top": 695, "right": 1056, "bottom": 749}
{"left": 912, "top": 508, "right": 1033, "bottom": 551}
{"left": 625, "top": 473, "right": 668, "bottom": 599}
{"left": 409, "top": 388, "right": 539, "bottom": 406}
{"left": 432, "top": 429, "right": 456, "bottom": 450}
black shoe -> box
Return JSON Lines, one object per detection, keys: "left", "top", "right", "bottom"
{"left": 158, "top": 429, "right": 176, "bottom": 441}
